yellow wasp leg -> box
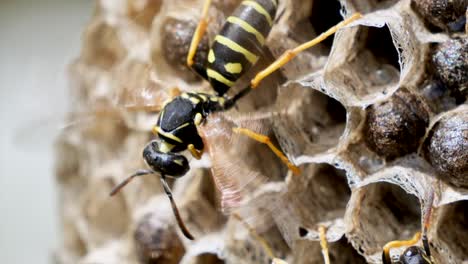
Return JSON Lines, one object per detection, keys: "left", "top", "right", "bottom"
{"left": 319, "top": 226, "right": 330, "bottom": 264}
{"left": 188, "top": 144, "right": 203, "bottom": 160}
{"left": 383, "top": 232, "right": 421, "bottom": 264}
{"left": 187, "top": 0, "right": 212, "bottom": 67}
{"left": 250, "top": 13, "right": 362, "bottom": 88}
{"left": 232, "top": 127, "right": 301, "bottom": 175}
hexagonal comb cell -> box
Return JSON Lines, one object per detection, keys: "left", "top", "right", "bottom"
{"left": 431, "top": 200, "right": 468, "bottom": 263}
{"left": 346, "top": 182, "right": 422, "bottom": 262}
{"left": 286, "top": 164, "right": 350, "bottom": 226}
{"left": 324, "top": 23, "right": 401, "bottom": 106}
{"left": 274, "top": 83, "right": 347, "bottom": 163}
{"left": 55, "top": 0, "right": 467, "bottom": 262}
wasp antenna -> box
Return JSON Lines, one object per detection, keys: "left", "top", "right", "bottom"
{"left": 109, "top": 169, "right": 154, "bottom": 196}
{"left": 160, "top": 174, "right": 195, "bottom": 240}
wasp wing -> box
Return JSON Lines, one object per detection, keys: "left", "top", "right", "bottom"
{"left": 198, "top": 113, "right": 284, "bottom": 214}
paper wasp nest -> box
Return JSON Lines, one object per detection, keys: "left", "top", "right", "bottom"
{"left": 55, "top": 0, "right": 467, "bottom": 263}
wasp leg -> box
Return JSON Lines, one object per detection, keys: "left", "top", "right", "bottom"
{"left": 319, "top": 226, "right": 330, "bottom": 264}
{"left": 187, "top": 0, "right": 212, "bottom": 67}
{"left": 382, "top": 232, "right": 421, "bottom": 264}
{"left": 250, "top": 13, "right": 362, "bottom": 88}
{"left": 188, "top": 144, "right": 203, "bottom": 160}
{"left": 232, "top": 127, "right": 301, "bottom": 175}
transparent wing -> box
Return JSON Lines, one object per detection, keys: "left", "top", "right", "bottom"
{"left": 198, "top": 113, "right": 284, "bottom": 214}
{"left": 14, "top": 66, "right": 174, "bottom": 150}
{"left": 111, "top": 68, "right": 173, "bottom": 112}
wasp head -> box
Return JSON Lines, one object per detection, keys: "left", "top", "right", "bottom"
{"left": 400, "top": 246, "right": 432, "bottom": 264}
{"left": 143, "top": 141, "right": 190, "bottom": 177}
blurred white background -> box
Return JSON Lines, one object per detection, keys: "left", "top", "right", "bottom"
{"left": 0, "top": 1, "right": 93, "bottom": 263}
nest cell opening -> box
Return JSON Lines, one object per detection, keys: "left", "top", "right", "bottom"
{"left": 364, "top": 25, "right": 400, "bottom": 70}
{"left": 351, "top": 182, "right": 421, "bottom": 256}
{"left": 435, "top": 200, "right": 468, "bottom": 261}
{"left": 275, "top": 83, "right": 347, "bottom": 158}
{"left": 288, "top": 164, "right": 351, "bottom": 226}
{"left": 312, "top": 164, "right": 351, "bottom": 216}
{"left": 194, "top": 253, "right": 225, "bottom": 264}
{"left": 309, "top": 0, "right": 344, "bottom": 52}
{"left": 326, "top": 24, "right": 401, "bottom": 105}
{"left": 329, "top": 237, "right": 367, "bottom": 264}
{"left": 354, "top": 25, "right": 401, "bottom": 96}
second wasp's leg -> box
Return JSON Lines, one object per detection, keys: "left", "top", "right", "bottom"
{"left": 382, "top": 232, "right": 421, "bottom": 264}
{"left": 250, "top": 13, "right": 362, "bottom": 88}
{"left": 319, "top": 226, "right": 330, "bottom": 264}
{"left": 232, "top": 127, "right": 301, "bottom": 175}
{"left": 187, "top": 0, "right": 212, "bottom": 67}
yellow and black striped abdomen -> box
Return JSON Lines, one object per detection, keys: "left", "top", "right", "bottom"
{"left": 207, "top": 0, "right": 277, "bottom": 96}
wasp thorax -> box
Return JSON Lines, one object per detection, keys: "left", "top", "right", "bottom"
{"left": 161, "top": 18, "right": 209, "bottom": 82}
{"left": 364, "top": 87, "right": 430, "bottom": 160}
{"left": 411, "top": 0, "right": 467, "bottom": 31}
{"left": 423, "top": 110, "right": 468, "bottom": 188}
{"left": 432, "top": 37, "right": 468, "bottom": 98}
{"left": 143, "top": 141, "right": 190, "bottom": 177}
{"left": 134, "top": 212, "right": 185, "bottom": 264}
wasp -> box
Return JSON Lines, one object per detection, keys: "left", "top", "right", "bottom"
{"left": 382, "top": 191, "right": 435, "bottom": 264}
{"left": 110, "top": 0, "right": 362, "bottom": 240}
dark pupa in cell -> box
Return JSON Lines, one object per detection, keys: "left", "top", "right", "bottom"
{"left": 431, "top": 37, "right": 468, "bottom": 99}
{"left": 364, "top": 87, "right": 430, "bottom": 160}
{"left": 160, "top": 18, "right": 209, "bottom": 82}
{"left": 134, "top": 213, "right": 185, "bottom": 264}
{"left": 411, "top": 0, "right": 467, "bottom": 32}
{"left": 423, "top": 110, "right": 468, "bottom": 188}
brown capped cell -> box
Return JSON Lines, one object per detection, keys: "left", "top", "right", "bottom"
{"left": 423, "top": 110, "right": 468, "bottom": 188}
{"left": 411, "top": 0, "right": 468, "bottom": 31}
{"left": 134, "top": 213, "right": 185, "bottom": 264}
{"left": 364, "top": 87, "right": 430, "bottom": 160}
{"left": 432, "top": 37, "right": 468, "bottom": 98}
{"left": 161, "top": 18, "right": 209, "bottom": 82}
